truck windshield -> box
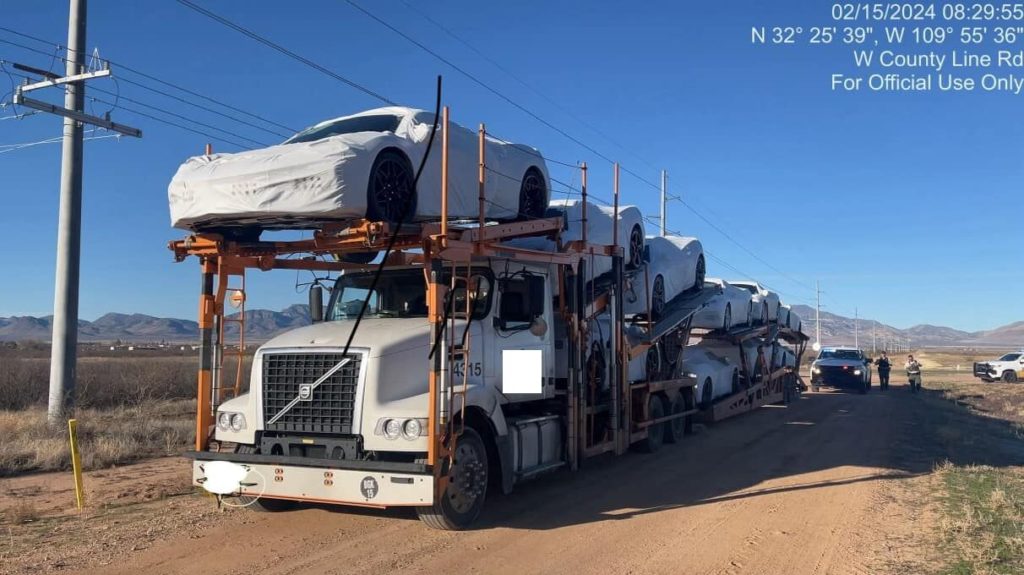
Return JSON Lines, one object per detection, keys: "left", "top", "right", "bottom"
{"left": 326, "top": 268, "right": 492, "bottom": 321}
{"left": 818, "top": 350, "right": 863, "bottom": 361}
{"left": 998, "top": 353, "right": 1021, "bottom": 361}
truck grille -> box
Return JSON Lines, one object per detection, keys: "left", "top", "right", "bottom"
{"left": 262, "top": 352, "right": 361, "bottom": 434}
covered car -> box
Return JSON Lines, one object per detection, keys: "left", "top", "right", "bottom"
{"left": 682, "top": 346, "right": 740, "bottom": 409}
{"left": 627, "top": 235, "right": 705, "bottom": 319}
{"left": 168, "top": 107, "right": 550, "bottom": 236}
{"left": 778, "top": 304, "right": 802, "bottom": 332}
{"left": 514, "top": 199, "right": 646, "bottom": 280}
{"left": 731, "top": 281, "right": 781, "bottom": 323}
{"left": 691, "top": 278, "right": 752, "bottom": 330}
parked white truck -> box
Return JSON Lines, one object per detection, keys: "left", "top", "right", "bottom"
{"left": 973, "top": 351, "right": 1024, "bottom": 383}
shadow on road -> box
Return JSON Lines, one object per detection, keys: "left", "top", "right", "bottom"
{"left": 462, "top": 382, "right": 1024, "bottom": 531}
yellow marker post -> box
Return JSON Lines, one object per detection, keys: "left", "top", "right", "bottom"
{"left": 67, "top": 419, "right": 84, "bottom": 511}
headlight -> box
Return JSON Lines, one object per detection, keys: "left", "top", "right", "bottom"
{"left": 812, "top": 367, "right": 821, "bottom": 374}
{"left": 230, "top": 413, "right": 246, "bottom": 431}
{"left": 217, "top": 412, "right": 232, "bottom": 431}
{"left": 402, "top": 418, "right": 422, "bottom": 440}
{"left": 854, "top": 369, "right": 862, "bottom": 376}
{"left": 384, "top": 418, "right": 402, "bottom": 440}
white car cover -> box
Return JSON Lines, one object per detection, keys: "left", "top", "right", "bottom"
{"left": 512, "top": 199, "right": 644, "bottom": 281}
{"left": 683, "top": 346, "right": 739, "bottom": 404}
{"left": 626, "top": 235, "right": 704, "bottom": 316}
{"left": 731, "top": 281, "right": 781, "bottom": 323}
{"left": 168, "top": 106, "right": 549, "bottom": 230}
{"left": 692, "top": 278, "right": 752, "bottom": 330}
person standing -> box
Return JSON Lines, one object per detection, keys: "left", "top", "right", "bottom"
{"left": 905, "top": 354, "right": 922, "bottom": 392}
{"left": 875, "top": 352, "right": 891, "bottom": 391}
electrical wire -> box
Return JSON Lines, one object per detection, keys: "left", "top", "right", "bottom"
{"left": 88, "top": 89, "right": 272, "bottom": 147}
{"left": 174, "top": 0, "right": 396, "bottom": 106}
{"left": 395, "top": 0, "right": 662, "bottom": 175}
{"left": 90, "top": 97, "right": 254, "bottom": 150}
{"left": 0, "top": 26, "right": 297, "bottom": 136}
{"left": 0, "top": 129, "right": 119, "bottom": 154}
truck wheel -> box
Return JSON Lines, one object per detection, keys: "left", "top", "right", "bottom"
{"left": 1002, "top": 371, "right": 1018, "bottom": 383}
{"left": 416, "top": 427, "right": 488, "bottom": 530}
{"left": 234, "top": 445, "right": 298, "bottom": 512}
{"left": 665, "top": 393, "right": 687, "bottom": 444}
{"left": 636, "top": 395, "right": 666, "bottom": 453}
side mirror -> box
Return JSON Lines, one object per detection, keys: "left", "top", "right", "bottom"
{"left": 309, "top": 285, "right": 324, "bottom": 323}
{"left": 528, "top": 276, "right": 545, "bottom": 317}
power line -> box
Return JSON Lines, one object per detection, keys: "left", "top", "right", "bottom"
{"left": 95, "top": 98, "right": 254, "bottom": 150}
{"left": 88, "top": 87, "right": 272, "bottom": 147}
{"left": 0, "top": 130, "right": 118, "bottom": 154}
{"left": 174, "top": 0, "right": 396, "bottom": 106}
{"left": 0, "top": 27, "right": 296, "bottom": 137}
{"left": 395, "top": 0, "right": 661, "bottom": 175}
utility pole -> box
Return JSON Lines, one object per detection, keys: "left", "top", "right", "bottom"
{"left": 815, "top": 280, "right": 822, "bottom": 348}
{"left": 854, "top": 307, "right": 859, "bottom": 348}
{"left": 872, "top": 321, "right": 876, "bottom": 354}
{"left": 11, "top": 0, "right": 141, "bottom": 425}
{"left": 659, "top": 170, "right": 667, "bottom": 237}
{"left": 48, "top": 0, "right": 88, "bottom": 426}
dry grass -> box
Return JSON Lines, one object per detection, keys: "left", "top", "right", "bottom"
{"left": 1, "top": 500, "right": 40, "bottom": 524}
{"left": 928, "top": 379, "right": 1024, "bottom": 427}
{"left": 0, "top": 356, "right": 208, "bottom": 410}
{"left": 0, "top": 399, "right": 194, "bottom": 476}
{"left": 936, "top": 462, "right": 1024, "bottom": 575}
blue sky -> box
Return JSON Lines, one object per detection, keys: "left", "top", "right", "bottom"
{"left": 1, "top": 0, "right": 1020, "bottom": 331}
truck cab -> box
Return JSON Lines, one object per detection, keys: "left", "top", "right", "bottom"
{"left": 200, "top": 260, "right": 565, "bottom": 528}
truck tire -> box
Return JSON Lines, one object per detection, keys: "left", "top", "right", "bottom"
{"left": 635, "top": 395, "right": 666, "bottom": 453}
{"left": 416, "top": 427, "right": 488, "bottom": 530}
{"left": 234, "top": 445, "right": 298, "bottom": 512}
{"left": 1002, "top": 371, "right": 1018, "bottom": 383}
{"left": 665, "top": 392, "right": 687, "bottom": 444}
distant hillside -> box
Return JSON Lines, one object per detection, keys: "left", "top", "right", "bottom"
{"left": 0, "top": 304, "right": 311, "bottom": 343}
{"left": 790, "top": 305, "right": 1020, "bottom": 348}
{"left": 1, "top": 304, "right": 1020, "bottom": 348}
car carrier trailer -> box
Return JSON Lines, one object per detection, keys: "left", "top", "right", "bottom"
{"left": 693, "top": 323, "right": 808, "bottom": 422}
{"left": 170, "top": 108, "right": 723, "bottom": 529}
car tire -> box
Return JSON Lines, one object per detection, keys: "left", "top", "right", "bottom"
{"left": 700, "top": 376, "right": 714, "bottom": 410}
{"left": 366, "top": 149, "right": 417, "bottom": 224}
{"left": 651, "top": 275, "right": 666, "bottom": 320}
{"left": 635, "top": 395, "right": 666, "bottom": 453}
{"left": 626, "top": 224, "right": 644, "bottom": 269}
{"left": 722, "top": 304, "right": 732, "bottom": 331}
{"left": 416, "top": 427, "right": 488, "bottom": 530}
{"left": 1003, "top": 371, "right": 1019, "bottom": 383}
{"left": 517, "top": 167, "right": 547, "bottom": 220}
{"left": 691, "top": 255, "right": 706, "bottom": 292}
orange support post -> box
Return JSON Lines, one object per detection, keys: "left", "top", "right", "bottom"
{"left": 195, "top": 257, "right": 217, "bottom": 451}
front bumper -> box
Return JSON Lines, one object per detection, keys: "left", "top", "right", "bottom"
{"left": 188, "top": 451, "right": 433, "bottom": 507}
{"left": 811, "top": 368, "right": 865, "bottom": 387}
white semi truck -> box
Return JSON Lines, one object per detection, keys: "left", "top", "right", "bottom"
{"left": 178, "top": 191, "right": 736, "bottom": 529}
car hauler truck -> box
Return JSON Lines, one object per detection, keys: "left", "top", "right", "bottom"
{"left": 173, "top": 114, "right": 723, "bottom": 529}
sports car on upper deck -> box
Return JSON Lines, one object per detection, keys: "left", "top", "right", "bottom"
{"left": 168, "top": 106, "right": 550, "bottom": 238}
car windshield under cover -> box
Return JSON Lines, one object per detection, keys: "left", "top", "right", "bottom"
{"left": 284, "top": 114, "right": 402, "bottom": 145}
{"left": 818, "top": 349, "right": 863, "bottom": 361}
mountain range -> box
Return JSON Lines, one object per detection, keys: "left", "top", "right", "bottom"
{"left": 789, "top": 305, "right": 1022, "bottom": 349}
{"left": 0, "top": 304, "right": 1021, "bottom": 349}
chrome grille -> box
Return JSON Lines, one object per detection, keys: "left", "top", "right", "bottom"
{"left": 262, "top": 352, "right": 361, "bottom": 434}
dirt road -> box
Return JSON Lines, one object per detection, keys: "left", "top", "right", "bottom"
{"left": 5, "top": 381, "right": 1022, "bottom": 575}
